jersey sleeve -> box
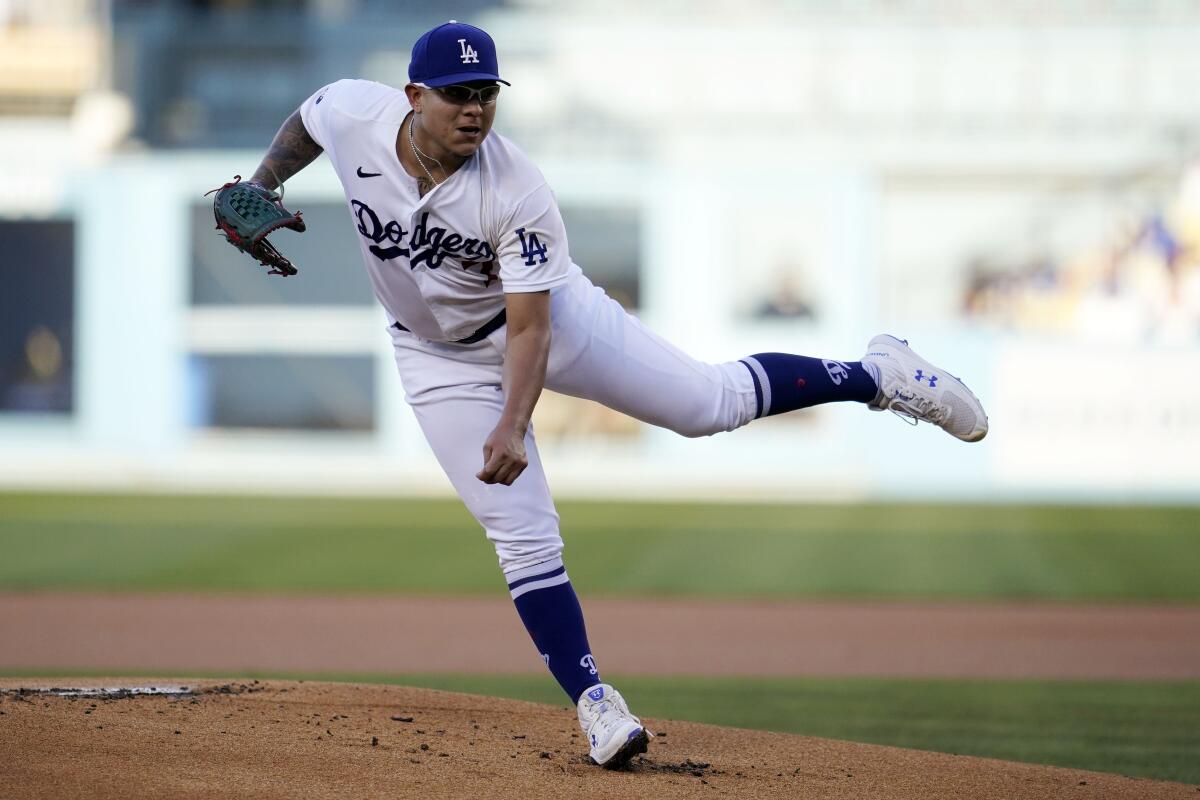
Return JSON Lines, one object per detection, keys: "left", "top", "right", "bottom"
{"left": 298, "top": 82, "right": 339, "bottom": 150}
{"left": 299, "top": 79, "right": 400, "bottom": 152}
{"left": 495, "top": 183, "right": 572, "bottom": 293}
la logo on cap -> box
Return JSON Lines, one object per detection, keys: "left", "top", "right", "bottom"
{"left": 408, "top": 20, "right": 509, "bottom": 88}
{"left": 446, "top": 20, "right": 480, "bottom": 64}
{"left": 458, "top": 38, "right": 479, "bottom": 64}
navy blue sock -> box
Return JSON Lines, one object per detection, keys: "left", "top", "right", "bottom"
{"left": 508, "top": 558, "right": 600, "bottom": 703}
{"left": 740, "top": 353, "right": 879, "bottom": 418}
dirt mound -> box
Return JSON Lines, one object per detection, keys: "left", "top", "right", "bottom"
{"left": 0, "top": 679, "right": 1191, "bottom": 799}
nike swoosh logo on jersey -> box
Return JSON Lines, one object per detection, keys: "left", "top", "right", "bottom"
{"left": 357, "top": 167, "right": 382, "bottom": 178}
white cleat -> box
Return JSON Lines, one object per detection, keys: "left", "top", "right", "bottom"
{"left": 577, "top": 683, "right": 651, "bottom": 769}
{"left": 860, "top": 334, "right": 989, "bottom": 442}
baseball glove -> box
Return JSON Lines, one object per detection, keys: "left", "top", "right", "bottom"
{"left": 207, "top": 175, "right": 305, "bottom": 276}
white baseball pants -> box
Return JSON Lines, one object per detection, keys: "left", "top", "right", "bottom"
{"left": 390, "top": 268, "right": 758, "bottom": 576}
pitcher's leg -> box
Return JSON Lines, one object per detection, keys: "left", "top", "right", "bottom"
{"left": 545, "top": 280, "right": 879, "bottom": 437}
{"left": 545, "top": 280, "right": 987, "bottom": 441}
{"left": 393, "top": 335, "right": 609, "bottom": 703}
{"left": 739, "top": 353, "right": 878, "bottom": 417}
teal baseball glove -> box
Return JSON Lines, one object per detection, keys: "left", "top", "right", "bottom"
{"left": 207, "top": 175, "right": 305, "bottom": 276}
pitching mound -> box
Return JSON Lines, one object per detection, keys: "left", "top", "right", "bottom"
{"left": 0, "top": 679, "right": 1191, "bottom": 799}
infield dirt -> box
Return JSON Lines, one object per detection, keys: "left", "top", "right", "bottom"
{"left": 0, "top": 679, "right": 1194, "bottom": 800}
{"left": 6, "top": 593, "right": 1198, "bottom": 679}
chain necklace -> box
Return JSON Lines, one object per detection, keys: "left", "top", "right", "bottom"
{"left": 408, "top": 115, "right": 443, "bottom": 189}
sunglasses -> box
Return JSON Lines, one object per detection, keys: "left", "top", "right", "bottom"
{"left": 425, "top": 83, "right": 501, "bottom": 106}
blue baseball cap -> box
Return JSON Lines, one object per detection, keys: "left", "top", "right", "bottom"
{"left": 408, "top": 20, "right": 510, "bottom": 87}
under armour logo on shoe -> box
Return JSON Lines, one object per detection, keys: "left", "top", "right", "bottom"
{"left": 581, "top": 654, "right": 598, "bottom": 675}
{"left": 914, "top": 369, "right": 938, "bottom": 387}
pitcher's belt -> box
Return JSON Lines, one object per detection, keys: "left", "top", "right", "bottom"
{"left": 392, "top": 308, "right": 507, "bottom": 345}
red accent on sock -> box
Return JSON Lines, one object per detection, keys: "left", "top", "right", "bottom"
{"left": 796, "top": 378, "right": 807, "bottom": 389}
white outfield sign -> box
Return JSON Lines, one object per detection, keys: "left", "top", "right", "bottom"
{"left": 992, "top": 341, "right": 1200, "bottom": 493}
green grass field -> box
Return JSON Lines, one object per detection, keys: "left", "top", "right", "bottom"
{"left": 2, "top": 492, "right": 1198, "bottom": 784}
{"left": 1, "top": 493, "right": 1198, "bottom": 600}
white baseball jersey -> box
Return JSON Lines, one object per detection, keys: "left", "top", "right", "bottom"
{"left": 300, "top": 78, "right": 576, "bottom": 341}
{"left": 299, "top": 78, "right": 759, "bottom": 578}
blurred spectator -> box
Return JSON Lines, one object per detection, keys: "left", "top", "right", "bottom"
{"left": 1, "top": 326, "right": 72, "bottom": 413}
{"left": 0, "top": 220, "right": 75, "bottom": 414}
{"left": 0, "top": 0, "right": 30, "bottom": 28}
{"left": 753, "top": 265, "right": 816, "bottom": 321}
{"left": 960, "top": 161, "right": 1200, "bottom": 343}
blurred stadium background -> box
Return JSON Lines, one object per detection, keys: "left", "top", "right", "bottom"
{"left": 4, "top": 0, "right": 1200, "bottom": 500}
{"left": 2, "top": 0, "right": 1199, "bottom": 787}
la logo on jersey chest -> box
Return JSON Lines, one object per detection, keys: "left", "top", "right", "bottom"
{"left": 458, "top": 38, "right": 479, "bottom": 64}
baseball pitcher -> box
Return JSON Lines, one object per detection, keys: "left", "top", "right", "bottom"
{"left": 212, "top": 20, "right": 988, "bottom": 768}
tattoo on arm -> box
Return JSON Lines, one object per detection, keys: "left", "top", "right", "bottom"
{"left": 251, "top": 109, "right": 323, "bottom": 190}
